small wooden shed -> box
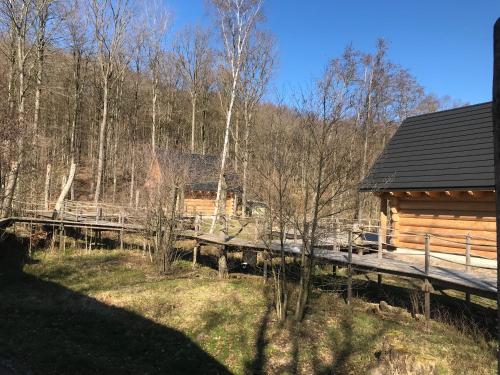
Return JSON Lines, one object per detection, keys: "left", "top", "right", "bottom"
{"left": 360, "top": 102, "right": 496, "bottom": 259}
{"left": 145, "top": 151, "right": 241, "bottom": 216}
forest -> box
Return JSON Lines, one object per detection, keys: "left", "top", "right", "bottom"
{"left": 0, "top": 0, "right": 457, "bottom": 222}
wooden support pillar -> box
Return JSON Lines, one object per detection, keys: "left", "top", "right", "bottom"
{"left": 28, "top": 222, "right": 33, "bottom": 257}
{"left": 465, "top": 234, "right": 471, "bottom": 273}
{"left": 347, "top": 230, "right": 353, "bottom": 305}
{"left": 377, "top": 226, "right": 383, "bottom": 289}
{"left": 424, "top": 234, "right": 431, "bottom": 320}
{"left": 119, "top": 213, "right": 124, "bottom": 251}
{"left": 85, "top": 228, "right": 88, "bottom": 252}
{"left": 218, "top": 245, "right": 228, "bottom": 279}
{"left": 50, "top": 225, "right": 55, "bottom": 252}
{"left": 465, "top": 234, "right": 471, "bottom": 303}
{"left": 59, "top": 224, "right": 65, "bottom": 254}
{"left": 334, "top": 218, "right": 340, "bottom": 252}
{"left": 379, "top": 194, "right": 388, "bottom": 249}
{"left": 193, "top": 243, "right": 199, "bottom": 268}
{"left": 262, "top": 252, "right": 269, "bottom": 283}
{"left": 89, "top": 229, "right": 93, "bottom": 251}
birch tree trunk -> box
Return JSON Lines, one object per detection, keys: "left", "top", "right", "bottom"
{"left": 94, "top": 77, "right": 109, "bottom": 203}
{"left": 43, "top": 163, "right": 52, "bottom": 210}
{"left": 209, "top": 81, "right": 237, "bottom": 233}
{"left": 52, "top": 162, "right": 76, "bottom": 218}
{"left": 241, "top": 106, "right": 251, "bottom": 218}
{"left": 152, "top": 74, "right": 158, "bottom": 151}
{"left": 190, "top": 94, "right": 196, "bottom": 153}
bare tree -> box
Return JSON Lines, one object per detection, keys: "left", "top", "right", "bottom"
{"left": 174, "top": 26, "right": 212, "bottom": 154}
{"left": 0, "top": 0, "right": 37, "bottom": 216}
{"left": 89, "top": 0, "right": 131, "bottom": 203}
{"left": 294, "top": 53, "right": 359, "bottom": 321}
{"left": 253, "top": 101, "right": 299, "bottom": 321}
{"left": 141, "top": 0, "right": 169, "bottom": 152}
{"left": 209, "top": 0, "right": 263, "bottom": 233}
{"left": 238, "top": 31, "right": 274, "bottom": 217}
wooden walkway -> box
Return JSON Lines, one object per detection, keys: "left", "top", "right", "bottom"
{"left": 178, "top": 230, "right": 497, "bottom": 300}
{"left": 11, "top": 216, "right": 144, "bottom": 232}
{"left": 1, "top": 214, "right": 497, "bottom": 302}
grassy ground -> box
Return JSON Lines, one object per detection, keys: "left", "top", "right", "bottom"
{"left": 0, "top": 247, "right": 497, "bottom": 374}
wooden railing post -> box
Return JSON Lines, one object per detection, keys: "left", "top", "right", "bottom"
{"left": 334, "top": 218, "right": 340, "bottom": 251}
{"left": 347, "top": 229, "right": 353, "bottom": 305}
{"left": 119, "top": 212, "right": 124, "bottom": 250}
{"left": 465, "top": 234, "right": 472, "bottom": 303}
{"left": 424, "top": 234, "right": 430, "bottom": 275}
{"left": 424, "top": 234, "right": 431, "bottom": 320}
{"left": 377, "top": 226, "right": 383, "bottom": 288}
{"left": 465, "top": 234, "right": 471, "bottom": 273}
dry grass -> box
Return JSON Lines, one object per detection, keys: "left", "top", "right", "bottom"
{"left": 0, "top": 248, "right": 496, "bottom": 374}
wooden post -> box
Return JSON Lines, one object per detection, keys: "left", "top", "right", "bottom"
{"left": 347, "top": 230, "right": 353, "bottom": 305}
{"left": 424, "top": 234, "right": 431, "bottom": 320}
{"left": 119, "top": 213, "right": 124, "bottom": 250}
{"left": 89, "top": 229, "right": 93, "bottom": 251}
{"left": 465, "top": 234, "right": 471, "bottom": 273}
{"left": 59, "top": 224, "right": 65, "bottom": 253}
{"left": 218, "top": 245, "right": 229, "bottom": 279}
{"left": 377, "top": 226, "right": 383, "bottom": 287}
{"left": 334, "top": 218, "right": 340, "bottom": 251}
{"left": 263, "top": 252, "right": 268, "bottom": 283}
{"left": 192, "top": 243, "right": 199, "bottom": 268}
{"left": 28, "top": 222, "right": 33, "bottom": 257}
{"left": 492, "top": 19, "right": 500, "bottom": 371}
{"left": 85, "top": 227, "right": 88, "bottom": 253}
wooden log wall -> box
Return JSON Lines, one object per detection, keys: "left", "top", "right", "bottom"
{"left": 183, "top": 194, "right": 235, "bottom": 216}
{"left": 388, "top": 191, "right": 496, "bottom": 259}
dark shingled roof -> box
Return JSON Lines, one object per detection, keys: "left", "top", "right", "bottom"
{"left": 156, "top": 151, "right": 241, "bottom": 193}
{"left": 359, "top": 102, "right": 494, "bottom": 192}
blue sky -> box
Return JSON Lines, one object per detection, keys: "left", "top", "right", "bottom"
{"left": 166, "top": 0, "right": 500, "bottom": 104}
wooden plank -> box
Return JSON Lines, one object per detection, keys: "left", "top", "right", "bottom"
{"left": 399, "top": 200, "right": 495, "bottom": 212}
{"left": 399, "top": 217, "right": 497, "bottom": 232}
{"left": 396, "top": 240, "right": 496, "bottom": 259}
{"left": 398, "top": 210, "right": 496, "bottom": 222}
{"left": 396, "top": 225, "right": 496, "bottom": 242}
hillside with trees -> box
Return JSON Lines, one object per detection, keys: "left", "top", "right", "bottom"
{"left": 0, "top": 0, "right": 453, "bottom": 221}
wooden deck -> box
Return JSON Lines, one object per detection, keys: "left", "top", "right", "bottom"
{"left": 178, "top": 230, "right": 497, "bottom": 299}
{"left": 1, "top": 213, "right": 497, "bottom": 301}
{"left": 11, "top": 216, "right": 145, "bottom": 232}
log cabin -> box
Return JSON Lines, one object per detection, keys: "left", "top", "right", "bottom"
{"left": 145, "top": 151, "right": 241, "bottom": 216}
{"left": 360, "top": 102, "right": 496, "bottom": 259}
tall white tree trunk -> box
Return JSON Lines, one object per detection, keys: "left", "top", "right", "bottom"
{"left": 53, "top": 162, "right": 76, "bottom": 218}
{"left": 241, "top": 107, "right": 251, "bottom": 218}
{"left": 94, "top": 78, "right": 109, "bottom": 203}
{"left": 152, "top": 74, "right": 158, "bottom": 151}
{"left": 0, "top": 160, "right": 20, "bottom": 217}
{"left": 190, "top": 94, "right": 196, "bottom": 153}
{"left": 44, "top": 163, "right": 52, "bottom": 210}
{"left": 209, "top": 82, "right": 237, "bottom": 233}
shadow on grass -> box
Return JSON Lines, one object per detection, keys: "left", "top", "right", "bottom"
{"left": 315, "top": 271, "right": 497, "bottom": 340}
{"left": 0, "top": 264, "right": 231, "bottom": 374}
{"left": 245, "top": 289, "right": 273, "bottom": 374}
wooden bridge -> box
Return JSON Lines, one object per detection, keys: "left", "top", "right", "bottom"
{"left": 0, "top": 200, "right": 497, "bottom": 319}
